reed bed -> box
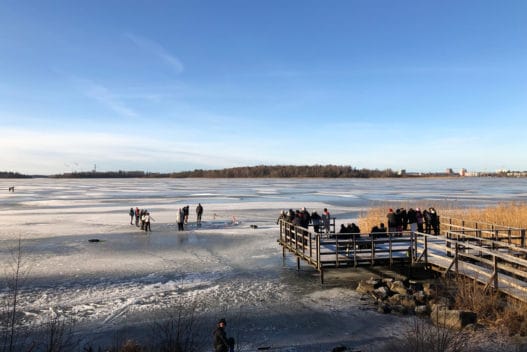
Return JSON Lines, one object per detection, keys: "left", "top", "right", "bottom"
{"left": 358, "top": 201, "right": 527, "bottom": 337}
{"left": 357, "top": 201, "right": 527, "bottom": 234}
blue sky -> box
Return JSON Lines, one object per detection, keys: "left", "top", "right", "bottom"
{"left": 1, "top": 1, "right": 526, "bottom": 175}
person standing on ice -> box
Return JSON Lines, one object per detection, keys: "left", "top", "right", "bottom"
{"left": 135, "top": 207, "right": 140, "bottom": 227}
{"left": 183, "top": 205, "right": 190, "bottom": 224}
{"left": 196, "top": 203, "right": 203, "bottom": 227}
{"left": 129, "top": 207, "right": 134, "bottom": 225}
{"left": 176, "top": 208, "right": 185, "bottom": 231}
{"left": 144, "top": 212, "right": 154, "bottom": 232}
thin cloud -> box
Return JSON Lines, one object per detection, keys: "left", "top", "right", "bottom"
{"left": 125, "top": 33, "right": 184, "bottom": 74}
{"left": 84, "top": 82, "right": 138, "bottom": 118}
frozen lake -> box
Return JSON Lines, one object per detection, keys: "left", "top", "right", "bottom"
{"left": 1, "top": 177, "right": 526, "bottom": 351}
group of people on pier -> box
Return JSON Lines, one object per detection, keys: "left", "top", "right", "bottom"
{"left": 277, "top": 207, "right": 332, "bottom": 234}
{"left": 278, "top": 205, "right": 440, "bottom": 238}
{"left": 386, "top": 207, "right": 440, "bottom": 235}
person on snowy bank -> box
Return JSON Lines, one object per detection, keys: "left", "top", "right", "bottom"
{"left": 213, "top": 318, "right": 234, "bottom": 352}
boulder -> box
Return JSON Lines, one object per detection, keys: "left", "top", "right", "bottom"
{"left": 431, "top": 306, "right": 477, "bottom": 329}
{"left": 423, "top": 282, "right": 441, "bottom": 297}
{"left": 356, "top": 278, "right": 380, "bottom": 294}
{"left": 373, "top": 286, "right": 390, "bottom": 300}
{"left": 388, "top": 294, "right": 416, "bottom": 310}
{"left": 415, "top": 305, "right": 429, "bottom": 315}
{"left": 413, "top": 290, "right": 427, "bottom": 304}
{"left": 390, "top": 280, "right": 408, "bottom": 295}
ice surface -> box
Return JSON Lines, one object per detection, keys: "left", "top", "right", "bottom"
{"left": 1, "top": 178, "right": 525, "bottom": 350}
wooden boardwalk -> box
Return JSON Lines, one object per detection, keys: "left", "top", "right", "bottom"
{"left": 278, "top": 218, "right": 527, "bottom": 302}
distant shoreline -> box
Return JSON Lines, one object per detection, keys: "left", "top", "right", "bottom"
{"left": 3, "top": 164, "right": 523, "bottom": 179}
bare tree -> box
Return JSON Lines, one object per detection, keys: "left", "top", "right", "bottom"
{"left": 1, "top": 237, "right": 30, "bottom": 352}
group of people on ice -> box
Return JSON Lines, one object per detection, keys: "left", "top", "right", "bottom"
{"left": 175, "top": 203, "right": 204, "bottom": 231}
{"left": 128, "top": 203, "right": 204, "bottom": 232}
{"left": 129, "top": 207, "right": 154, "bottom": 232}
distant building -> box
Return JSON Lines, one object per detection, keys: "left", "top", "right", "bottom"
{"left": 459, "top": 168, "right": 467, "bottom": 176}
{"left": 398, "top": 169, "right": 406, "bottom": 176}
{"left": 446, "top": 168, "right": 453, "bottom": 175}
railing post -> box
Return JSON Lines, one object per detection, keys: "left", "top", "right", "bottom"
{"left": 493, "top": 255, "right": 498, "bottom": 289}
{"left": 413, "top": 231, "right": 418, "bottom": 260}
{"left": 424, "top": 236, "right": 428, "bottom": 266}
{"left": 522, "top": 229, "right": 526, "bottom": 248}
{"left": 455, "top": 236, "right": 459, "bottom": 274}
{"left": 316, "top": 234, "right": 321, "bottom": 271}
{"left": 335, "top": 235, "right": 339, "bottom": 268}
{"left": 309, "top": 231, "right": 313, "bottom": 258}
{"left": 446, "top": 231, "right": 452, "bottom": 257}
{"left": 354, "top": 238, "right": 358, "bottom": 267}
{"left": 389, "top": 234, "right": 393, "bottom": 266}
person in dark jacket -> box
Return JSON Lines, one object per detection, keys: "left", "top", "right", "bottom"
{"left": 213, "top": 318, "right": 233, "bottom": 352}
{"left": 386, "top": 208, "right": 397, "bottom": 234}
{"left": 311, "top": 211, "right": 321, "bottom": 233}
{"left": 196, "top": 203, "right": 203, "bottom": 227}
{"left": 129, "top": 207, "right": 134, "bottom": 225}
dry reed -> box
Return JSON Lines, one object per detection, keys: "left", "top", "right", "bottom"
{"left": 357, "top": 201, "right": 527, "bottom": 234}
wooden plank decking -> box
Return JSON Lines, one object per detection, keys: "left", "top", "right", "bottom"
{"left": 278, "top": 219, "right": 527, "bottom": 302}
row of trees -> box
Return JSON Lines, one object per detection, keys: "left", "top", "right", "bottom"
{"left": 48, "top": 165, "right": 403, "bottom": 178}
{"left": 0, "top": 172, "right": 31, "bottom": 179}
{"left": 170, "top": 165, "right": 401, "bottom": 178}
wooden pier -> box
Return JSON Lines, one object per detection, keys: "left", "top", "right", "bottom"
{"left": 278, "top": 218, "right": 527, "bottom": 302}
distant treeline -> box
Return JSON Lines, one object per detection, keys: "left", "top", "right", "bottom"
{"left": 0, "top": 171, "right": 32, "bottom": 179}
{"left": 49, "top": 165, "right": 408, "bottom": 178}
{"left": 169, "top": 165, "right": 402, "bottom": 178}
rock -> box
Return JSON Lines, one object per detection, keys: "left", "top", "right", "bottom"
{"left": 389, "top": 294, "right": 416, "bottom": 310}
{"left": 413, "top": 290, "right": 427, "bottom": 304}
{"left": 408, "top": 280, "right": 424, "bottom": 292}
{"left": 431, "top": 306, "right": 477, "bottom": 329}
{"left": 373, "top": 286, "right": 390, "bottom": 300}
{"left": 390, "top": 280, "right": 408, "bottom": 295}
{"left": 391, "top": 304, "right": 409, "bottom": 315}
{"left": 429, "top": 296, "right": 451, "bottom": 310}
{"left": 382, "top": 277, "right": 394, "bottom": 286}
{"left": 356, "top": 279, "right": 380, "bottom": 294}
{"left": 415, "top": 305, "right": 429, "bottom": 315}
{"left": 423, "top": 282, "right": 441, "bottom": 296}
{"left": 377, "top": 303, "right": 391, "bottom": 314}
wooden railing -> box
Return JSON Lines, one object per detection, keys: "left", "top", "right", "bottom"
{"left": 278, "top": 218, "right": 527, "bottom": 300}
{"left": 440, "top": 216, "right": 526, "bottom": 247}
{"left": 413, "top": 230, "right": 527, "bottom": 301}
{"left": 278, "top": 219, "right": 413, "bottom": 282}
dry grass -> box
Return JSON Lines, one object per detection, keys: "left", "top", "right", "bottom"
{"left": 357, "top": 201, "right": 527, "bottom": 234}
{"left": 358, "top": 202, "right": 527, "bottom": 337}
{"left": 498, "top": 299, "right": 527, "bottom": 337}
{"left": 453, "top": 276, "right": 502, "bottom": 323}
{"left": 449, "top": 202, "right": 527, "bottom": 229}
